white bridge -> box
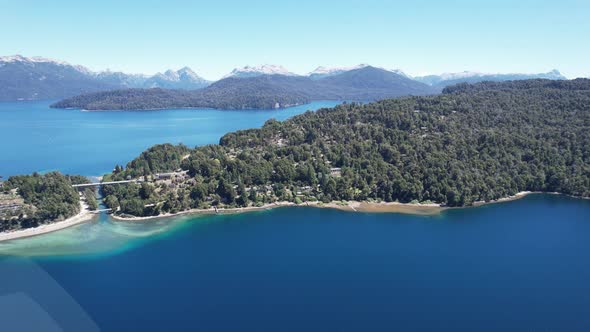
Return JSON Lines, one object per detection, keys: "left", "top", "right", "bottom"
{"left": 91, "top": 208, "right": 113, "bottom": 213}
{"left": 72, "top": 180, "right": 140, "bottom": 188}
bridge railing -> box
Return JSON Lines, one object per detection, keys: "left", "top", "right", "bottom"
{"left": 72, "top": 180, "right": 139, "bottom": 188}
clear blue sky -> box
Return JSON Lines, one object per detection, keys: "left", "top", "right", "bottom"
{"left": 1, "top": 0, "right": 589, "bottom": 79}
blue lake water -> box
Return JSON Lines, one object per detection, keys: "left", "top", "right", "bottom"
{"left": 1, "top": 101, "right": 590, "bottom": 331}
{"left": 1, "top": 195, "right": 589, "bottom": 331}
{"left": 0, "top": 100, "right": 340, "bottom": 177}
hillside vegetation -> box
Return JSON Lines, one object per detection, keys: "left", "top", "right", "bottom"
{"left": 99, "top": 79, "right": 590, "bottom": 217}
{"left": 0, "top": 173, "right": 87, "bottom": 231}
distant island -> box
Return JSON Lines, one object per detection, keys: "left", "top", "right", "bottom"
{"left": 94, "top": 79, "right": 590, "bottom": 219}
{"left": 51, "top": 66, "right": 435, "bottom": 110}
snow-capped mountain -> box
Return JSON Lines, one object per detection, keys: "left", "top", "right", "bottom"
{"left": 309, "top": 64, "right": 409, "bottom": 79}
{"left": 308, "top": 64, "right": 369, "bottom": 79}
{"left": 143, "top": 67, "right": 210, "bottom": 89}
{"left": 224, "top": 64, "right": 298, "bottom": 78}
{"left": 1, "top": 54, "right": 571, "bottom": 102}
{"left": 0, "top": 55, "right": 70, "bottom": 66}
{"left": 389, "top": 68, "right": 411, "bottom": 78}
{"left": 0, "top": 55, "right": 115, "bottom": 101}
{"left": 0, "top": 55, "right": 211, "bottom": 101}
{"left": 0, "top": 55, "right": 94, "bottom": 76}
{"left": 94, "top": 70, "right": 148, "bottom": 88}
{"left": 178, "top": 67, "right": 205, "bottom": 81}
{"left": 415, "top": 70, "right": 567, "bottom": 87}
{"left": 439, "top": 71, "right": 484, "bottom": 80}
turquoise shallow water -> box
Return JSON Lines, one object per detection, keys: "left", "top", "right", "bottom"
{"left": 0, "top": 213, "right": 193, "bottom": 257}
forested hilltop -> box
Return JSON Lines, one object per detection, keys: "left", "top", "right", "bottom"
{"left": 0, "top": 173, "right": 92, "bottom": 232}
{"left": 99, "top": 79, "right": 590, "bottom": 217}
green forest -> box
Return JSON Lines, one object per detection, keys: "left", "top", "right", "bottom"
{"left": 100, "top": 79, "right": 590, "bottom": 217}
{"left": 50, "top": 85, "right": 308, "bottom": 111}
{"left": 0, "top": 172, "right": 87, "bottom": 231}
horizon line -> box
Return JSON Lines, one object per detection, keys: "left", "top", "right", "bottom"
{"left": 0, "top": 54, "right": 573, "bottom": 81}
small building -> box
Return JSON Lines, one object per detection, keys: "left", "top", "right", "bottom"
{"left": 155, "top": 173, "right": 173, "bottom": 180}
{"left": 330, "top": 167, "right": 342, "bottom": 177}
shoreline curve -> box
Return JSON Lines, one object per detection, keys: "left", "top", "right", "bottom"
{"left": 111, "top": 191, "right": 540, "bottom": 222}
{"left": 0, "top": 202, "right": 97, "bottom": 243}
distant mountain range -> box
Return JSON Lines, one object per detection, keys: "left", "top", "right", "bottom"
{"left": 0, "top": 55, "right": 210, "bottom": 101}
{"left": 0, "top": 55, "right": 570, "bottom": 107}
{"left": 52, "top": 66, "right": 436, "bottom": 110}
{"left": 96, "top": 66, "right": 210, "bottom": 90}
{"left": 414, "top": 70, "right": 566, "bottom": 89}
{"left": 223, "top": 64, "right": 297, "bottom": 78}
{"left": 225, "top": 63, "right": 411, "bottom": 80}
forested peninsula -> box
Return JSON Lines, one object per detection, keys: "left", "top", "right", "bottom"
{"left": 98, "top": 79, "right": 590, "bottom": 218}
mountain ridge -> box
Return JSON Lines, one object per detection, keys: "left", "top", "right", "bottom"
{"left": 223, "top": 64, "right": 298, "bottom": 78}
{"left": 0, "top": 54, "right": 571, "bottom": 102}
{"left": 51, "top": 66, "right": 436, "bottom": 110}
{"left": 0, "top": 55, "right": 211, "bottom": 101}
{"left": 414, "top": 69, "right": 566, "bottom": 88}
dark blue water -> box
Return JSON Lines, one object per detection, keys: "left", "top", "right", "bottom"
{"left": 2, "top": 194, "right": 589, "bottom": 331}
{"left": 0, "top": 100, "right": 340, "bottom": 177}
{"left": 1, "top": 101, "right": 590, "bottom": 331}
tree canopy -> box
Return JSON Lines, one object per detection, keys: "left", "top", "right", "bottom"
{"left": 0, "top": 172, "right": 84, "bottom": 231}
{"left": 101, "top": 79, "right": 590, "bottom": 217}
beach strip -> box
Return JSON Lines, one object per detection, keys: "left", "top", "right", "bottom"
{"left": 0, "top": 203, "right": 96, "bottom": 242}
{"left": 111, "top": 191, "right": 547, "bottom": 222}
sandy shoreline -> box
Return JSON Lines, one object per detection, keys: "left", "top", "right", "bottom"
{"left": 0, "top": 191, "right": 576, "bottom": 240}
{"left": 111, "top": 201, "right": 301, "bottom": 222}
{"left": 112, "top": 191, "right": 561, "bottom": 222}
{"left": 0, "top": 202, "right": 96, "bottom": 243}
{"left": 472, "top": 191, "right": 532, "bottom": 206}
{"left": 112, "top": 193, "right": 537, "bottom": 222}
{"left": 111, "top": 200, "right": 443, "bottom": 222}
